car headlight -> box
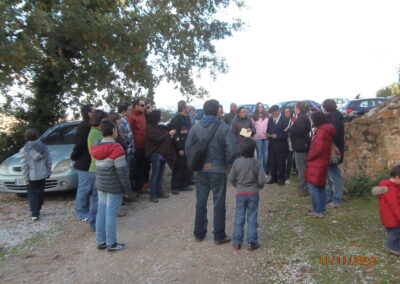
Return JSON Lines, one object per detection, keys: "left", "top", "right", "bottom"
{"left": 52, "top": 159, "right": 73, "bottom": 173}
{"left": 0, "top": 160, "right": 9, "bottom": 175}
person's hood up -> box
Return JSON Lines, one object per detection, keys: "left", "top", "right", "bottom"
{"left": 318, "top": 123, "right": 336, "bottom": 137}
{"left": 90, "top": 138, "right": 120, "bottom": 160}
{"left": 199, "top": 115, "right": 219, "bottom": 128}
{"left": 25, "top": 140, "right": 47, "bottom": 161}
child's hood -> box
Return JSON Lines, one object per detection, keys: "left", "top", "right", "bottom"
{"left": 24, "top": 140, "right": 47, "bottom": 161}
{"left": 90, "top": 139, "right": 123, "bottom": 161}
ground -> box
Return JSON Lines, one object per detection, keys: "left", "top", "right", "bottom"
{"left": 0, "top": 176, "right": 400, "bottom": 283}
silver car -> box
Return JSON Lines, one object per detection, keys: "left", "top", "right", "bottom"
{"left": 0, "top": 121, "right": 81, "bottom": 195}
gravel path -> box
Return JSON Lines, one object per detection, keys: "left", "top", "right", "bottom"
{"left": 0, "top": 178, "right": 314, "bottom": 283}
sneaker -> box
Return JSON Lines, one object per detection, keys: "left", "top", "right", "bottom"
{"left": 385, "top": 246, "right": 400, "bottom": 256}
{"left": 326, "top": 202, "right": 340, "bottom": 209}
{"left": 214, "top": 236, "right": 231, "bottom": 245}
{"left": 195, "top": 236, "right": 205, "bottom": 242}
{"left": 157, "top": 194, "right": 169, "bottom": 199}
{"left": 107, "top": 243, "right": 126, "bottom": 252}
{"left": 79, "top": 217, "right": 89, "bottom": 222}
{"left": 232, "top": 243, "right": 241, "bottom": 250}
{"left": 31, "top": 216, "right": 39, "bottom": 221}
{"left": 296, "top": 191, "right": 308, "bottom": 197}
{"left": 172, "top": 190, "right": 180, "bottom": 195}
{"left": 306, "top": 211, "right": 324, "bottom": 218}
{"left": 151, "top": 197, "right": 159, "bottom": 203}
{"left": 117, "top": 210, "right": 127, "bottom": 217}
{"left": 97, "top": 243, "right": 107, "bottom": 250}
{"left": 247, "top": 242, "right": 260, "bottom": 251}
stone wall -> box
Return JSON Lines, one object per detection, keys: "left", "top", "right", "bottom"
{"left": 343, "top": 95, "right": 400, "bottom": 179}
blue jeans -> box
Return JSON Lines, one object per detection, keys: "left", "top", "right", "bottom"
{"left": 96, "top": 191, "right": 123, "bottom": 246}
{"left": 255, "top": 139, "right": 268, "bottom": 173}
{"left": 150, "top": 153, "right": 166, "bottom": 198}
{"left": 309, "top": 183, "right": 326, "bottom": 213}
{"left": 87, "top": 172, "right": 98, "bottom": 230}
{"left": 194, "top": 172, "right": 228, "bottom": 241}
{"left": 232, "top": 194, "right": 259, "bottom": 244}
{"left": 386, "top": 227, "right": 400, "bottom": 251}
{"left": 27, "top": 179, "right": 45, "bottom": 218}
{"left": 326, "top": 164, "right": 343, "bottom": 205}
{"left": 75, "top": 170, "right": 92, "bottom": 220}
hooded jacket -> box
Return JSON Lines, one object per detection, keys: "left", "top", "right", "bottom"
{"left": 375, "top": 180, "right": 400, "bottom": 227}
{"left": 90, "top": 138, "right": 132, "bottom": 195}
{"left": 304, "top": 123, "right": 336, "bottom": 187}
{"left": 128, "top": 109, "right": 146, "bottom": 149}
{"left": 20, "top": 140, "right": 52, "bottom": 181}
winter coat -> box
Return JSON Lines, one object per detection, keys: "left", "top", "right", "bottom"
{"left": 290, "top": 113, "right": 312, "bottom": 153}
{"left": 231, "top": 117, "right": 256, "bottom": 145}
{"left": 70, "top": 119, "right": 92, "bottom": 171}
{"left": 326, "top": 110, "right": 345, "bottom": 162}
{"left": 128, "top": 109, "right": 146, "bottom": 149}
{"left": 304, "top": 123, "right": 336, "bottom": 187}
{"left": 375, "top": 180, "right": 400, "bottom": 228}
{"left": 170, "top": 113, "right": 191, "bottom": 152}
{"left": 267, "top": 114, "right": 290, "bottom": 153}
{"left": 90, "top": 138, "right": 132, "bottom": 195}
{"left": 20, "top": 140, "right": 52, "bottom": 182}
{"left": 252, "top": 116, "right": 269, "bottom": 140}
{"left": 145, "top": 123, "right": 177, "bottom": 168}
{"left": 185, "top": 115, "right": 236, "bottom": 173}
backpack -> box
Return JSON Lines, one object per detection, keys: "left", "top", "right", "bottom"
{"left": 186, "top": 121, "right": 221, "bottom": 171}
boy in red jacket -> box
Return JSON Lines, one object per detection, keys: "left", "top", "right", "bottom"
{"left": 373, "top": 165, "right": 400, "bottom": 255}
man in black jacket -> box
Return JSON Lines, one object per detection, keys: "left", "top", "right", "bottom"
{"left": 322, "top": 99, "right": 345, "bottom": 208}
{"left": 224, "top": 103, "right": 238, "bottom": 126}
{"left": 266, "top": 105, "right": 290, "bottom": 186}
{"left": 290, "top": 102, "right": 312, "bottom": 196}
{"left": 71, "top": 104, "right": 95, "bottom": 221}
{"left": 170, "top": 100, "right": 192, "bottom": 194}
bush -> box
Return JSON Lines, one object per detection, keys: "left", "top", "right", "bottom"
{"left": 345, "top": 170, "right": 391, "bottom": 198}
{"left": 0, "top": 123, "right": 28, "bottom": 163}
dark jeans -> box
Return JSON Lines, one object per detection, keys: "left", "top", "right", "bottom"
{"left": 150, "top": 153, "right": 166, "bottom": 198}
{"left": 285, "top": 151, "right": 295, "bottom": 178}
{"left": 232, "top": 194, "right": 259, "bottom": 244}
{"left": 268, "top": 150, "right": 288, "bottom": 182}
{"left": 27, "top": 179, "right": 45, "bottom": 218}
{"left": 386, "top": 227, "right": 400, "bottom": 251}
{"left": 133, "top": 147, "right": 150, "bottom": 192}
{"left": 194, "top": 172, "right": 228, "bottom": 241}
{"left": 171, "top": 153, "right": 190, "bottom": 190}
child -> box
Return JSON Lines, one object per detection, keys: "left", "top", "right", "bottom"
{"left": 373, "top": 165, "right": 400, "bottom": 256}
{"left": 229, "top": 138, "right": 266, "bottom": 251}
{"left": 20, "top": 128, "right": 52, "bottom": 221}
{"left": 90, "top": 120, "right": 132, "bottom": 252}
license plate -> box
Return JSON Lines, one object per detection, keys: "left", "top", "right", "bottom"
{"left": 15, "top": 179, "right": 26, "bottom": 186}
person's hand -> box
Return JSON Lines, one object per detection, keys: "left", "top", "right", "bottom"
{"left": 271, "top": 134, "right": 277, "bottom": 139}
{"left": 246, "top": 128, "right": 251, "bottom": 132}
{"left": 179, "top": 150, "right": 184, "bottom": 156}
{"left": 169, "top": 130, "right": 176, "bottom": 136}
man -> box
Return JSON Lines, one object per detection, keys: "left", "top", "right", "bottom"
{"left": 224, "top": 103, "right": 237, "bottom": 126}
{"left": 118, "top": 102, "right": 135, "bottom": 198}
{"left": 266, "top": 105, "right": 290, "bottom": 186}
{"left": 218, "top": 104, "right": 224, "bottom": 121}
{"left": 170, "top": 100, "right": 192, "bottom": 194}
{"left": 290, "top": 102, "right": 312, "bottom": 196}
{"left": 71, "top": 104, "right": 95, "bottom": 222}
{"left": 322, "top": 99, "right": 345, "bottom": 209}
{"left": 128, "top": 99, "right": 147, "bottom": 195}
{"left": 185, "top": 99, "right": 236, "bottom": 244}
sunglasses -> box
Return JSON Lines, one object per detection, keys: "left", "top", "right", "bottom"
{"left": 146, "top": 106, "right": 151, "bottom": 109}
{"left": 140, "top": 104, "right": 145, "bottom": 107}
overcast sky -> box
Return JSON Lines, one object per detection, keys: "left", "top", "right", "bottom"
{"left": 155, "top": 0, "right": 400, "bottom": 110}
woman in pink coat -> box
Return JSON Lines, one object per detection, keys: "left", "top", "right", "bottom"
{"left": 251, "top": 103, "right": 269, "bottom": 173}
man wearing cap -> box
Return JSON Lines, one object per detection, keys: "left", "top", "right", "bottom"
{"left": 266, "top": 105, "right": 290, "bottom": 186}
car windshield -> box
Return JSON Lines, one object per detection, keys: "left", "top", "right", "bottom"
{"left": 41, "top": 124, "right": 78, "bottom": 145}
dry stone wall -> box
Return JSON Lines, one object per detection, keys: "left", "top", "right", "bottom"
{"left": 343, "top": 95, "right": 400, "bottom": 179}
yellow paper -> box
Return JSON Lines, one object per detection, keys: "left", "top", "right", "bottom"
{"left": 240, "top": 128, "right": 251, "bottom": 137}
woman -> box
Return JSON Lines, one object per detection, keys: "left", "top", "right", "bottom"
{"left": 251, "top": 102, "right": 269, "bottom": 173}
{"left": 145, "top": 110, "right": 177, "bottom": 203}
{"left": 283, "top": 107, "right": 296, "bottom": 178}
{"left": 108, "top": 112, "right": 127, "bottom": 152}
{"left": 231, "top": 107, "right": 256, "bottom": 147}
{"left": 304, "top": 112, "right": 336, "bottom": 217}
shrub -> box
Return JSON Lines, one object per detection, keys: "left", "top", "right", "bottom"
{"left": 345, "top": 170, "right": 390, "bottom": 198}
{"left": 0, "top": 122, "right": 28, "bottom": 164}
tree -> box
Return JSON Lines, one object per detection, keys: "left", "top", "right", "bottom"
{"left": 0, "top": 0, "right": 244, "bottom": 132}
{"left": 376, "top": 82, "right": 400, "bottom": 98}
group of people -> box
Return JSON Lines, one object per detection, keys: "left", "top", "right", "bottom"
{"left": 19, "top": 97, "right": 400, "bottom": 255}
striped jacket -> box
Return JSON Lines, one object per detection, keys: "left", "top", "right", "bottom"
{"left": 90, "top": 138, "right": 132, "bottom": 195}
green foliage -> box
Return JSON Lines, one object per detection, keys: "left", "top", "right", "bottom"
{"left": 0, "top": 0, "right": 244, "bottom": 130}
{"left": 345, "top": 170, "right": 391, "bottom": 198}
{"left": 0, "top": 122, "right": 28, "bottom": 163}
{"left": 376, "top": 82, "right": 400, "bottom": 98}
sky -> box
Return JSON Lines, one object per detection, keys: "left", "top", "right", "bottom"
{"left": 154, "top": 0, "right": 400, "bottom": 110}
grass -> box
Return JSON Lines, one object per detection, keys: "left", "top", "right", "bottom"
{"left": 257, "top": 177, "right": 400, "bottom": 283}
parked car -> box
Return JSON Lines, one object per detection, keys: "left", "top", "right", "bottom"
{"left": 238, "top": 104, "right": 270, "bottom": 115}
{"left": 0, "top": 121, "right": 80, "bottom": 195}
{"left": 275, "top": 100, "right": 321, "bottom": 113}
{"left": 342, "top": 98, "right": 387, "bottom": 122}
{"left": 330, "top": 98, "right": 349, "bottom": 112}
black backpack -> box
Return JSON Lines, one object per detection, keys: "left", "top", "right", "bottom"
{"left": 186, "top": 121, "right": 221, "bottom": 171}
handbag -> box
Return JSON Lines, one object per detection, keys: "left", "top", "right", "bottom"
{"left": 186, "top": 120, "right": 221, "bottom": 171}
{"left": 329, "top": 143, "right": 341, "bottom": 165}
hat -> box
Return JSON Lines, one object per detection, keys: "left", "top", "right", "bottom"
{"left": 268, "top": 105, "right": 280, "bottom": 114}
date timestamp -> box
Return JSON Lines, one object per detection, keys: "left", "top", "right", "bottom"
{"left": 319, "top": 256, "right": 376, "bottom": 265}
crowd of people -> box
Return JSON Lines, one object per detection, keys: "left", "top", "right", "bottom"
{"left": 19, "top": 97, "right": 400, "bottom": 255}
